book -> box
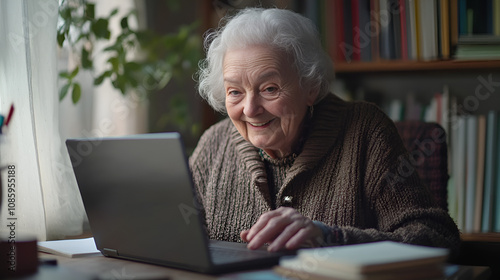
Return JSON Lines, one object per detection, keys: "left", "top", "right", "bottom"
{"left": 344, "top": 0, "right": 354, "bottom": 62}
{"left": 379, "top": 0, "right": 395, "bottom": 59}
{"left": 370, "top": 0, "right": 381, "bottom": 61}
{"left": 481, "top": 111, "right": 498, "bottom": 232}
{"left": 352, "top": 0, "right": 362, "bottom": 61}
{"left": 450, "top": 0, "right": 459, "bottom": 50}
{"left": 332, "top": 0, "right": 346, "bottom": 62}
{"left": 276, "top": 241, "right": 448, "bottom": 280}
{"left": 417, "top": 0, "right": 438, "bottom": 60}
{"left": 359, "top": 0, "right": 372, "bottom": 61}
{"left": 37, "top": 237, "right": 101, "bottom": 258}
{"left": 391, "top": 0, "right": 402, "bottom": 59}
{"left": 455, "top": 115, "right": 467, "bottom": 230}
{"left": 494, "top": 113, "right": 500, "bottom": 232}
{"left": 399, "top": 0, "right": 408, "bottom": 60}
{"left": 276, "top": 258, "right": 444, "bottom": 280}
{"left": 406, "top": 0, "right": 418, "bottom": 60}
{"left": 465, "top": 115, "right": 478, "bottom": 233}
{"left": 458, "top": 0, "right": 467, "bottom": 35}
{"left": 439, "top": 0, "right": 450, "bottom": 59}
{"left": 447, "top": 96, "right": 458, "bottom": 223}
{"left": 495, "top": 0, "right": 500, "bottom": 36}
{"left": 473, "top": 114, "right": 486, "bottom": 232}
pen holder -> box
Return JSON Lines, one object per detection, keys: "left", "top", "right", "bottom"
{"left": 0, "top": 233, "right": 38, "bottom": 277}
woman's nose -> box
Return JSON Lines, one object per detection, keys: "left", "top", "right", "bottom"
{"left": 242, "top": 93, "right": 264, "bottom": 117}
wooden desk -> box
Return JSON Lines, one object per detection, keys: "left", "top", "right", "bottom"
{"left": 12, "top": 252, "right": 492, "bottom": 280}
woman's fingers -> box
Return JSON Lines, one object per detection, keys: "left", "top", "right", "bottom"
{"left": 245, "top": 210, "right": 281, "bottom": 241}
{"left": 267, "top": 218, "right": 306, "bottom": 251}
{"left": 241, "top": 207, "right": 323, "bottom": 251}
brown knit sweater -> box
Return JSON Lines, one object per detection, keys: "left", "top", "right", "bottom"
{"left": 189, "top": 94, "right": 460, "bottom": 256}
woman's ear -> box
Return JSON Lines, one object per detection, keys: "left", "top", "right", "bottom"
{"left": 306, "top": 85, "right": 320, "bottom": 106}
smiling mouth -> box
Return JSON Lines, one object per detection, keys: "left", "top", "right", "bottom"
{"left": 249, "top": 119, "right": 273, "bottom": 127}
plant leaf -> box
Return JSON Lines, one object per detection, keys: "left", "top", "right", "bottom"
{"left": 85, "top": 3, "right": 95, "bottom": 20}
{"left": 59, "top": 83, "right": 71, "bottom": 101}
{"left": 72, "top": 83, "right": 81, "bottom": 104}
{"left": 59, "top": 71, "right": 71, "bottom": 79}
{"left": 120, "top": 16, "right": 128, "bottom": 29}
{"left": 81, "top": 48, "right": 93, "bottom": 69}
{"left": 109, "top": 8, "right": 118, "bottom": 17}
{"left": 94, "top": 70, "right": 112, "bottom": 85}
{"left": 108, "top": 57, "right": 119, "bottom": 72}
{"left": 57, "top": 32, "right": 65, "bottom": 47}
{"left": 69, "top": 66, "right": 79, "bottom": 79}
{"left": 91, "top": 18, "right": 110, "bottom": 39}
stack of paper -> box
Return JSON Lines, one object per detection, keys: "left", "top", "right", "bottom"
{"left": 274, "top": 241, "right": 449, "bottom": 280}
{"left": 38, "top": 237, "right": 101, "bottom": 258}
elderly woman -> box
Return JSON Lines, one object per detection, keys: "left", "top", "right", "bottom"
{"left": 190, "top": 8, "right": 460, "bottom": 255}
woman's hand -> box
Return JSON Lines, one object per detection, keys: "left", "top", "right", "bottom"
{"left": 240, "top": 207, "right": 323, "bottom": 252}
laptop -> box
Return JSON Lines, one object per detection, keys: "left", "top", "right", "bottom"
{"left": 65, "top": 132, "right": 292, "bottom": 274}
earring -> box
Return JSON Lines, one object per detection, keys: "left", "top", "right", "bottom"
{"left": 309, "top": 105, "right": 314, "bottom": 118}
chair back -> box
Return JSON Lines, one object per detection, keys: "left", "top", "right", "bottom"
{"left": 394, "top": 121, "right": 449, "bottom": 212}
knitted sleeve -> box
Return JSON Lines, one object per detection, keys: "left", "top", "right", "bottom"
{"left": 337, "top": 104, "right": 460, "bottom": 259}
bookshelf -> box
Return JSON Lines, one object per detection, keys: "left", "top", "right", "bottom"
{"left": 322, "top": 0, "right": 500, "bottom": 239}
{"left": 320, "top": 1, "right": 500, "bottom": 276}
{"left": 335, "top": 59, "right": 500, "bottom": 73}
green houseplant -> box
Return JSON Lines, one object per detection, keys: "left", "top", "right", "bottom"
{"left": 57, "top": 0, "right": 203, "bottom": 136}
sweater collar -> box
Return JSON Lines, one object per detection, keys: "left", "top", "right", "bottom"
{"left": 288, "top": 93, "right": 349, "bottom": 176}
{"left": 230, "top": 93, "right": 350, "bottom": 202}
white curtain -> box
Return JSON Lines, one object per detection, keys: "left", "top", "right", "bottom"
{"left": 58, "top": 0, "right": 148, "bottom": 140}
{"left": 0, "top": 0, "right": 86, "bottom": 241}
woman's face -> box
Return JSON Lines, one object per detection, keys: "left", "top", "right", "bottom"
{"left": 223, "top": 45, "right": 318, "bottom": 158}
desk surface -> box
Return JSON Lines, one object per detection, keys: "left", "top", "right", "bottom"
{"left": 20, "top": 252, "right": 490, "bottom": 280}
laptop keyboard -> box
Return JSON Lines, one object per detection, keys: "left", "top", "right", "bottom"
{"left": 209, "top": 242, "right": 284, "bottom": 264}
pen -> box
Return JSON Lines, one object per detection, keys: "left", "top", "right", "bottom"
{"left": 0, "top": 115, "right": 4, "bottom": 134}
{"left": 5, "top": 104, "right": 14, "bottom": 126}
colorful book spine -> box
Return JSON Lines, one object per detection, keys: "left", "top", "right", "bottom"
{"left": 494, "top": 113, "right": 500, "bottom": 232}
{"left": 482, "top": 111, "right": 498, "bottom": 232}
{"left": 456, "top": 115, "right": 467, "bottom": 230}
{"left": 359, "top": 0, "right": 372, "bottom": 61}
{"left": 379, "top": 0, "right": 394, "bottom": 59}
{"left": 399, "top": 0, "right": 408, "bottom": 60}
{"left": 465, "top": 115, "right": 477, "bottom": 233}
{"left": 333, "top": 0, "right": 346, "bottom": 62}
{"left": 440, "top": 0, "right": 450, "bottom": 59}
{"left": 494, "top": 0, "right": 500, "bottom": 35}
{"left": 473, "top": 115, "right": 486, "bottom": 233}
{"left": 352, "top": 0, "right": 362, "bottom": 61}
{"left": 417, "top": 0, "right": 438, "bottom": 60}
{"left": 406, "top": 0, "right": 418, "bottom": 60}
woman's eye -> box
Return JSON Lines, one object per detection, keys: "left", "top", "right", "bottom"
{"left": 260, "top": 86, "right": 280, "bottom": 100}
{"left": 263, "top": 87, "right": 278, "bottom": 93}
{"left": 228, "top": 90, "right": 241, "bottom": 96}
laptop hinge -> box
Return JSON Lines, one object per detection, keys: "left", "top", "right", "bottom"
{"left": 102, "top": 248, "right": 119, "bottom": 257}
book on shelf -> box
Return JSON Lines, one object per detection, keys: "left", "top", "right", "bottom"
{"left": 406, "top": 0, "right": 418, "bottom": 60}
{"left": 274, "top": 241, "right": 448, "bottom": 280}
{"left": 481, "top": 111, "right": 498, "bottom": 232}
{"left": 417, "top": 0, "right": 438, "bottom": 61}
{"left": 325, "top": 0, "right": 500, "bottom": 63}
{"left": 494, "top": 111, "right": 500, "bottom": 232}
{"left": 473, "top": 115, "right": 486, "bottom": 233}
{"left": 382, "top": 86, "right": 500, "bottom": 233}
{"left": 454, "top": 0, "right": 500, "bottom": 60}
{"left": 464, "top": 115, "right": 478, "bottom": 233}
{"left": 439, "top": 0, "right": 451, "bottom": 59}
{"left": 454, "top": 115, "right": 467, "bottom": 230}
{"left": 496, "top": 0, "right": 500, "bottom": 36}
